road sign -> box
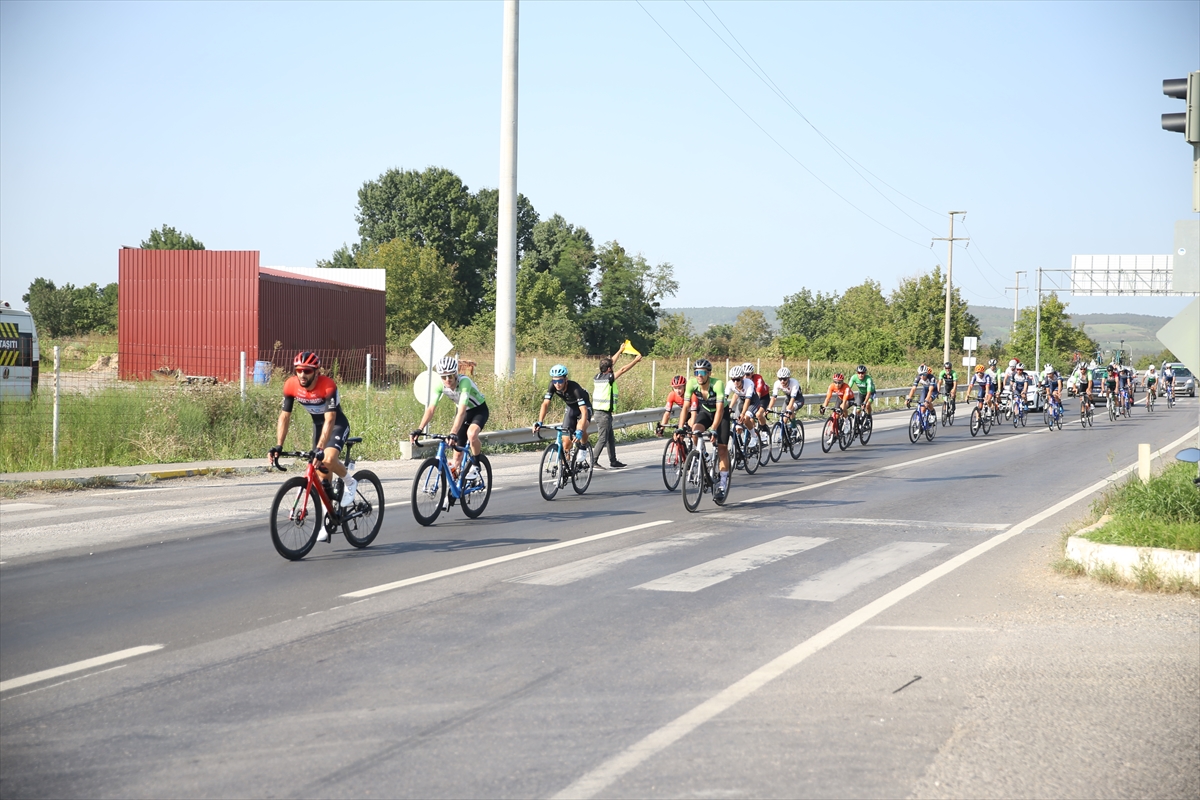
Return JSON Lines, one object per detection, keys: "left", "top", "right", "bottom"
{"left": 962, "top": 356, "right": 977, "bottom": 367}
{"left": 410, "top": 322, "right": 453, "bottom": 367}
{"left": 963, "top": 337, "right": 978, "bottom": 351}
{"left": 1156, "top": 297, "right": 1199, "bottom": 374}
{"left": 412, "top": 370, "right": 437, "bottom": 407}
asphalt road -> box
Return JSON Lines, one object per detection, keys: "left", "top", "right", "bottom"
{"left": 1, "top": 401, "right": 1198, "bottom": 799}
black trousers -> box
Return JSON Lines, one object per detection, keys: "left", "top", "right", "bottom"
{"left": 592, "top": 409, "right": 618, "bottom": 465}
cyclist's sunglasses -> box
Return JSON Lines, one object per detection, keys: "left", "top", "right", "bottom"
{"left": 694, "top": 369, "right": 709, "bottom": 376}
{"left": 551, "top": 378, "right": 566, "bottom": 385}
{"left": 295, "top": 368, "right": 316, "bottom": 376}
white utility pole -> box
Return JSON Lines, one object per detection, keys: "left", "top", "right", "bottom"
{"left": 1034, "top": 267, "right": 1043, "bottom": 374}
{"left": 493, "top": 0, "right": 519, "bottom": 378}
{"left": 1007, "top": 270, "right": 1026, "bottom": 338}
{"left": 933, "top": 211, "right": 968, "bottom": 366}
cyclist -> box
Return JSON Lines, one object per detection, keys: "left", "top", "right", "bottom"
{"left": 967, "top": 364, "right": 993, "bottom": 415}
{"left": 1117, "top": 365, "right": 1134, "bottom": 413}
{"left": 679, "top": 358, "right": 730, "bottom": 494}
{"left": 1103, "top": 365, "right": 1119, "bottom": 411}
{"left": 739, "top": 361, "right": 773, "bottom": 431}
{"left": 270, "top": 351, "right": 356, "bottom": 542}
{"left": 772, "top": 367, "right": 806, "bottom": 426}
{"left": 1009, "top": 363, "right": 1032, "bottom": 417}
{"left": 534, "top": 364, "right": 591, "bottom": 461}
{"left": 1078, "top": 363, "right": 1095, "bottom": 417}
{"left": 657, "top": 374, "right": 688, "bottom": 434}
{"left": 411, "top": 356, "right": 488, "bottom": 484}
{"left": 938, "top": 361, "right": 958, "bottom": 416}
{"left": 1043, "top": 366, "right": 1064, "bottom": 415}
{"left": 1163, "top": 362, "right": 1176, "bottom": 402}
{"left": 983, "top": 359, "right": 1001, "bottom": 415}
{"left": 847, "top": 364, "right": 876, "bottom": 415}
{"left": 821, "top": 373, "right": 853, "bottom": 417}
{"left": 1143, "top": 364, "right": 1158, "bottom": 408}
{"left": 725, "top": 364, "right": 748, "bottom": 421}
{"left": 905, "top": 363, "right": 939, "bottom": 417}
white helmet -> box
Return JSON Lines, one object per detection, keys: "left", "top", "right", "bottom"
{"left": 729, "top": 365, "right": 745, "bottom": 380}
{"left": 1008, "top": 359, "right": 1017, "bottom": 368}
{"left": 777, "top": 367, "right": 791, "bottom": 379}
{"left": 1043, "top": 363, "right": 1053, "bottom": 374}
{"left": 435, "top": 356, "right": 459, "bottom": 376}
{"left": 741, "top": 362, "right": 755, "bottom": 375}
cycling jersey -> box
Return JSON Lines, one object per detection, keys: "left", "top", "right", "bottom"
{"left": 848, "top": 374, "right": 875, "bottom": 397}
{"left": 746, "top": 374, "right": 770, "bottom": 397}
{"left": 282, "top": 375, "right": 347, "bottom": 422}
{"left": 937, "top": 369, "right": 958, "bottom": 388}
{"left": 688, "top": 380, "right": 727, "bottom": 414}
{"left": 773, "top": 377, "right": 804, "bottom": 402}
{"left": 1044, "top": 376, "right": 1063, "bottom": 393}
{"left": 664, "top": 388, "right": 686, "bottom": 413}
{"left": 432, "top": 374, "right": 487, "bottom": 409}
{"left": 912, "top": 373, "right": 939, "bottom": 402}
{"left": 968, "top": 373, "right": 994, "bottom": 399}
{"left": 545, "top": 379, "right": 591, "bottom": 408}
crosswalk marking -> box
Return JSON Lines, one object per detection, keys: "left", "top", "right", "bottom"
{"left": 635, "top": 536, "right": 830, "bottom": 593}
{"left": 813, "top": 518, "right": 1008, "bottom": 531}
{"left": 781, "top": 541, "right": 947, "bottom": 602}
{"left": 509, "top": 531, "right": 721, "bottom": 586}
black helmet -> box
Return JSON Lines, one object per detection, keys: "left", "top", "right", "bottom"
{"left": 694, "top": 358, "right": 713, "bottom": 371}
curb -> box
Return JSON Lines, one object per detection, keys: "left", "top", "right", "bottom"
{"left": 1066, "top": 516, "right": 1200, "bottom": 587}
{"left": 1, "top": 465, "right": 269, "bottom": 488}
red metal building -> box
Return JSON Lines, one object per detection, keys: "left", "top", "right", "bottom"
{"left": 118, "top": 249, "right": 385, "bottom": 382}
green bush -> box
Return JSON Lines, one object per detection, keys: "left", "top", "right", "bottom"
{"left": 1086, "top": 462, "right": 1200, "bottom": 551}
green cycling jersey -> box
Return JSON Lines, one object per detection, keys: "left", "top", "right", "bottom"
{"left": 848, "top": 374, "right": 875, "bottom": 395}
{"left": 432, "top": 374, "right": 487, "bottom": 409}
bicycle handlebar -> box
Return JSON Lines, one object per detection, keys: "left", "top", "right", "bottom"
{"left": 270, "top": 450, "right": 322, "bottom": 471}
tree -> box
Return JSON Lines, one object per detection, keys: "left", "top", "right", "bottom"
{"left": 22, "top": 279, "right": 118, "bottom": 337}
{"left": 1009, "top": 292, "right": 1098, "bottom": 369}
{"left": 520, "top": 214, "right": 596, "bottom": 317}
{"left": 731, "top": 308, "right": 774, "bottom": 354}
{"left": 583, "top": 242, "right": 676, "bottom": 355}
{"left": 777, "top": 288, "right": 839, "bottom": 340}
{"left": 695, "top": 324, "right": 734, "bottom": 358}
{"left": 357, "top": 239, "right": 464, "bottom": 342}
{"left": 651, "top": 312, "right": 696, "bottom": 358}
{"left": 889, "top": 266, "right": 979, "bottom": 351}
{"left": 838, "top": 279, "right": 891, "bottom": 332}
{"left": 141, "top": 225, "right": 204, "bottom": 250}
{"left": 315, "top": 244, "right": 356, "bottom": 269}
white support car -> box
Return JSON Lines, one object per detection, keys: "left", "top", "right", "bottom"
{"left": 0, "top": 302, "right": 40, "bottom": 400}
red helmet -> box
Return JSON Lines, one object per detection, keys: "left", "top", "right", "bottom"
{"left": 833, "top": 373, "right": 845, "bottom": 382}
{"left": 294, "top": 351, "right": 320, "bottom": 370}
{"left": 670, "top": 374, "right": 686, "bottom": 389}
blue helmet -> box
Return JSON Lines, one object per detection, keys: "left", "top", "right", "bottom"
{"left": 549, "top": 364, "right": 569, "bottom": 378}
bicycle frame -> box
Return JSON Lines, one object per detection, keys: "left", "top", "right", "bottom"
{"left": 426, "top": 437, "right": 484, "bottom": 501}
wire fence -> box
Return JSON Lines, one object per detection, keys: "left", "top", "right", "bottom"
{"left": 2, "top": 337, "right": 925, "bottom": 473}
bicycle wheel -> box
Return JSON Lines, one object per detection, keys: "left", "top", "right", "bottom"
{"left": 925, "top": 412, "right": 937, "bottom": 441}
{"left": 940, "top": 403, "right": 950, "bottom": 427}
{"left": 908, "top": 411, "right": 921, "bottom": 443}
{"left": 769, "top": 423, "right": 784, "bottom": 462}
{"left": 572, "top": 445, "right": 593, "bottom": 494}
{"left": 822, "top": 417, "right": 838, "bottom": 452}
{"left": 981, "top": 408, "right": 992, "bottom": 436}
{"left": 1055, "top": 409, "right": 1063, "bottom": 430}
{"left": 340, "top": 470, "right": 383, "bottom": 548}
{"left": 713, "top": 458, "right": 730, "bottom": 506}
{"left": 788, "top": 420, "right": 805, "bottom": 459}
{"left": 459, "top": 454, "right": 492, "bottom": 519}
{"left": 1080, "top": 406, "right": 1088, "bottom": 428}
{"left": 539, "top": 445, "right": 562, "bottom": 501}
{"left": 837, "top": 416, "right": 853, "bottom": 450}
{"left": 969, "top": 407, "right": 981, "bottom": 437}
{"left": 661, "top": 438, "right": 686, "bottom": 491}
{"left": 681, "top": 449, "right": 704, "bottom": 512}
{"left": 1108, "top": 399, "right": 1117, "bottom": 421}
{"left": 742, "top": 429, "right": 761, "bottom": 474}
{"left": 1044, "top": 409, "right": 1053, "bottom": 429}
{"left": 411, "top": 458, "right": 445, "bottom": 526}
{"left": 858, "top": 413, "right": 873, "bottom": 446}
{"left": 270, "top": 477, "right": 321, "bottom": 560}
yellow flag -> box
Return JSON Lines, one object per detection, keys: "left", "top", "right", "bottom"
{"left": 622, "top": 339, "right": 641, "bottom": 357}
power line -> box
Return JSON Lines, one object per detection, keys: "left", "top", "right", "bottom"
{"left": 696, "top": 0, "right": 946, "bottom": 221}
{"left": 957, "top": 219, "right": 1010, "bottom": 284}
{"left": 634, "top": 1, "right": 930, "bottom": 249}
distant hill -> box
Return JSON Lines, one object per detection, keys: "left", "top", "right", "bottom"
{"left": 661, "top": 306, "right": 778, "bottom": 330}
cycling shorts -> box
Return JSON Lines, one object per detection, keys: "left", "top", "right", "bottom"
{"left": 917, "top": 385, "right": 939, "bottom": 403}
{"left": 455, "top": 402, "right": 489, "bottom": 445}
{"left": 311, "top": 418, "right": 350, "bottom": 452}
{"left": 745, "top": 394, "right": 768, "bottom": 413}
{"left": 691, "top": 409, "right": 731, "bottom": 445}
{"left": 563, "top": 403, "right": 591, "bottom": 433}
{"left": 854, "top": 391, "right": 870, "bottom": 406}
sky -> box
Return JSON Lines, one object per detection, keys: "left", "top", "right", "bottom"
{"left": 1, "top": 0, "right": 1197, "bottom": 320}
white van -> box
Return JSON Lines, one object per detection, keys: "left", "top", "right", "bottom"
{"left": 0, "top": 302, "right": 40, "bottom": 400}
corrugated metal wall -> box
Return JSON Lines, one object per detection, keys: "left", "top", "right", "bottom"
{"left": 118, "top": 250, "right": 385, "bottom": 383}
{"left": 119, "top": 250, "right": 259, "bottom": 381}
{"left": 258, "top": 270, "right": 385, "bottom": 382}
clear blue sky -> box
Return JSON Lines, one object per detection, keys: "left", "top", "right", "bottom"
{"left": 2, "top": 0, "right": 1196, "bottom": 318}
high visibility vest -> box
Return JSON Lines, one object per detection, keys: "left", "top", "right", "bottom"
{"left": 593, "top": 372, "right": 617, "bottom": 412}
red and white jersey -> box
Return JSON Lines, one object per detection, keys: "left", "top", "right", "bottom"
{"left": 282, "top": 374, "right": 344, "bottom": 419}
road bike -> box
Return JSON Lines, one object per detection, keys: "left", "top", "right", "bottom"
{"left": 731, "top": 418, "right": 764, "bottom": 474}
{"left": 820, "top": 405, "right": 852, "bottom": 452}
{"left": 1080, "top": 395, "right": 1094, "bottom": 428}
{"left": 681, "top": 430, "right": 730, "bottom": 512}
{"left": 766, "top": 409, "right": 805, "bottom": 462}
{"left": 1166, "top": 383, "right": 1176, "bottom": 409}
{"left": 847, "top": 401, "right": 873, "bottom": 445}
{"left": 411, "top": 433, "right": 493, "bottom": 525}
{"left": 659, "top": 426, "right": 691, "bottom": 491}
{"left": 536, "top": 424, "right": 593, "bottom": 500}
{"left": 1106, "top": 392, "right": 1118, "bottom": 422}
{"left": 1145, "top": 385, "right": 1156, "bottom": 413}
{"left": 907, "top": 401, "right": 937, "bottom": 443}
{"left": 1119, "top": 387, "right": 1132, "bottom": 418}
{"left": 1043, "top": 396, "right": 1064, "bottom": 431}
{"left": 968, "top": 397, "right": 992, "bottom": 437}
{"left": 1010, "top": 392, "right": 1028, "bottom": 428}
{"left": 269, "top": 437, "right": 384, "bottom": 561}
{"left": 940, "top": 393, "right": 956, "bottom": 427}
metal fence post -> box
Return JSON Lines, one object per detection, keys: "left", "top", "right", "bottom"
{"left": 532, "top": 357, "right": 537, "bottom": 379}
{"left": 53, "top": 345, "right": 60, "bottom": 466}
{"left": 366, "top": 352, "right": 372, "bottom": 388}
{"left": 651, "top": 360, "right": 656, "bottom": 399}
{"left": 240, "top": 351, "right": 246, "bottom": 401}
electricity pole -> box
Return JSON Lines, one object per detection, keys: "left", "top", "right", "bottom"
{"left": 494, "top": 0, "right": 519, "bottom": 378}
{"left": 933, "top": 211, "right": 968, "bottom": 366}
{"left": 1007, "top": 270, "right": 1026, "bottom": 339}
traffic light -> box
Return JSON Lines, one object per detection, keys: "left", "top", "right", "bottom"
{"left": 1162, "top": 72, "right": 1199, "bottom": 142}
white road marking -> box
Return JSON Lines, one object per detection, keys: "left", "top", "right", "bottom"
{"left": 551, "top": 426, "right": 1199, "bottom": 800}
{"left": 813, "top": 518, "right": 1008, "bottom": 531}
{"left": 866, "top": 625, "right": 996, "bottom": 632}
{"left": 0, "top": 665, "right": 126, "bottom": 702}
{"left": 0, "top": 502, "right": 55, "bottom": 512}
{"left": 0, "top": 505, "right": 113, "bottom": 524}
{"left": 342, "top": 520, "right": 673, "bottom": 598}
{"left": 509, "top": 531, "right": 721, "bottom": 586}
{"left": 782, "top": 542, "right": 948, "bottom": 602}
{"left": 635, "top": 536, "right": 831, "bottom": 593}
{"left": 0, "top": 645, "right": 164, "bottom": 693}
